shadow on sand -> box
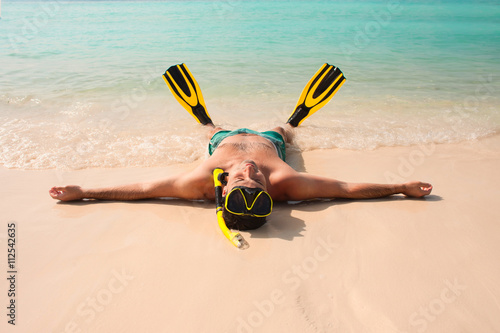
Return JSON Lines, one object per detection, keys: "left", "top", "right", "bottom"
{"left": 56, "top": 194, "right": 442, "bottom": 242}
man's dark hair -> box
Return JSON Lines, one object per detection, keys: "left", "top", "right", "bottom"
{"left": 222, "top": 207, "right": 267, "bottom": 230}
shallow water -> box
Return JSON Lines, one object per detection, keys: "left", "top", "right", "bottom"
{"left": 1, "top": 0, "right": 499, "bottom": 169}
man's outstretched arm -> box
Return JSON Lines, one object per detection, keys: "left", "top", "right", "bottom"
{"left": 49, "top": 171, "right": 212, "bottom": 202}
{"left": 50, "top": 183, "right": 155, "bottom": 202}
{"left": 282, "top": 173, "right": 432, "bottom": 201}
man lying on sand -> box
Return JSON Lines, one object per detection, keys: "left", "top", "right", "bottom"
{"left": 49, "top": 63, "right": 432, "bottom": 230}
{"left": 49, "top": 122, "right": 432, "bottom": 230}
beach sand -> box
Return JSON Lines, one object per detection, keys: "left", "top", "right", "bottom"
{"left": 1, "top": 135, "right": 500, "bottom": 333}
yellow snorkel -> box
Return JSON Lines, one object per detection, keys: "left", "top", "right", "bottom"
{"left": 213, "top": 168, "right": 249, "bottom": 249}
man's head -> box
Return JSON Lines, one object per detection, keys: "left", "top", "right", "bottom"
{"left": 222, "top": 208, "right": 267, "bottom": 230}
{"left": 222, "top": 160, "right": 272, "bottom": 230}
{"left": 223, "top": 160, "right": 267, "bottom": 191}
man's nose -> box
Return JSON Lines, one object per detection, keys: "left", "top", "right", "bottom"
{"left": 243, "top": 165, "right": 256, "bottom": 176}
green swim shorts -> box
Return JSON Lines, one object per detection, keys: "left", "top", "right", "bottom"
{"left": 208, "top": 128, "right": 286, "bottom": 161}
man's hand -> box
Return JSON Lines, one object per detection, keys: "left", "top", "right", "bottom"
{"left": 49, "top": 186, "right": 84, "bottom": 201}
{"left": 402, "top": 181, "right": 433, "bottom": 198}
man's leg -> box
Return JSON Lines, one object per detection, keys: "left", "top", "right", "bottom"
{"left": 204, "top": 123, "right": 225, "bottom": 140}
{"left": 270, "top": 123, "right": 294, "bottom": 144}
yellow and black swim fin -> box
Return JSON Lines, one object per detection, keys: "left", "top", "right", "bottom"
{"left": 163, "top": 63, "right": 213, "bottom": 125}
{"left": 287, "top": 63, "right": 346, "bottom": 127}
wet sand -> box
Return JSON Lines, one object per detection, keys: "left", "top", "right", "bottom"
{"left": 1, "top": 135, "right": 499, "bottom": 333}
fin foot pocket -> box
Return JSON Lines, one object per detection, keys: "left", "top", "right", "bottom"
{"left": 287, "top": 63, "right": 346, "bottom": 127}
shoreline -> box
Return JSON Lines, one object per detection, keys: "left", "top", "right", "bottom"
{"left": 1, "top": 135, "right": 499, "bottom": 332}
{"left": 1, "top": 132, "right": 499, "bottom": 172}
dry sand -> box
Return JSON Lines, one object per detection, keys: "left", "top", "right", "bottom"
{"left": 1, "top": 135, "right": 500, "bottom": 333}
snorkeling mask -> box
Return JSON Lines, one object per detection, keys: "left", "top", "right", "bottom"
{"left": 225, "top": 186, "right": 273, "bottom": 217}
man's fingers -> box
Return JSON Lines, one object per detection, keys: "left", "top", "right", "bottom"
{"left": 50, "top": 187, "right": 61, "bottom": 193}
{"left": 416, "top": 182, "right": 433, "bottom": 196}
{"left": 49, "top": 189, "right": 61, "bottom": 198}
{"left": 49, "top": 186, "right": 66, "bottom": 199}
{"left": 405, "top": 181, "right": 433, "bottom": 197}
{"left": 420, "top": 183, "right": 433, "bottom": 192}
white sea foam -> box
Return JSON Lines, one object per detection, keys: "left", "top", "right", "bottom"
{"left": 0, "top": 92, "right": 498, "bottom": 170}
{"left": 1, "top": 0, "right": 498, "bottom": 169}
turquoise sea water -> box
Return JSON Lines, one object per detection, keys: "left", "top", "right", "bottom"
{"left": 1, "top": 0, "right": 499, "bottom": 169}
